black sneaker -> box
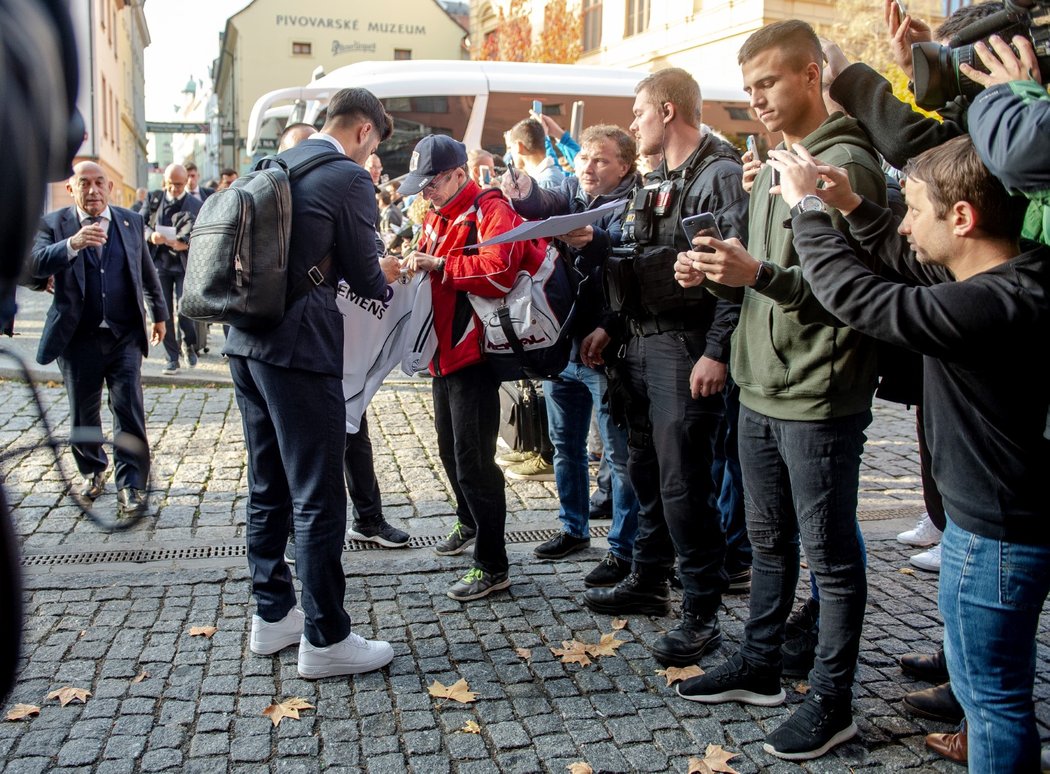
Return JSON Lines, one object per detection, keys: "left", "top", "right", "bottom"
{"left": 584, "top": 553, "right": 631, "bottom": 588}
{"left": 676, "top": 651, "right": 786, "bottom": 706}
{"left": 652, "top": 611, "right": 723, "bottom": 667}
{"left": 782, "top": 597, "right": 820, "bottom": 678}
{"left": 185, "top": 344, "right": 198, "bottom": 368}
{"left": 434, "top": 522, "right": 477, "bottom": 556}
{"left": 447, "top": 567, "right": 511, "bottom": 602}
{"left": 726, "top": 567, "right": 751, "bottom": 594}
{"left": 348, "top": 519, "right": 410, "bottom": 548}
{"left": 534, "top": 531, "right": 590, "bottom": 559}
{"left": 762, "top": 691, "right": 857, "bottom": 761}
{"left": 785, "top": 597, "right": 820, "bottom": 638}
{"left": 582, "top": 571, "right": 670, "bottom": 616}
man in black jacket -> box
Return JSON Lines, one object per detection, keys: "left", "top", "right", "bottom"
{"left": 770, "top": 134, "right": 1049, "bottom": 773}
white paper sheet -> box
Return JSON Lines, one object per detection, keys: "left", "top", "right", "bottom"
{"left": 465, "top": 199, "right": 625, "bottom": 248}
{"left": 155, "top": 225, "right": 177, "bottom": 240}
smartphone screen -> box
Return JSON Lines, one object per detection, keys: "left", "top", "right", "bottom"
{"left": 746, "top": 135, "right": 758, "bottom": 160}
{"left": 895, "top": 0, "right": 907, "bottom": 18}
{"left": 532, "top": 100, "right": 543, "bottom": 116}
{"left": 481, "top": 167, "right": 493, "bottom": 186}
{"left": 681, "top": 213, "right": 722, "bottom": 250}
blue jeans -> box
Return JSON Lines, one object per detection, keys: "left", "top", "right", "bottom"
{"left": 738, "top": 406, "right": 869, "bottom": 700}
{"left": 940, "top": 520, "right": 1050, "bottom": 773}
{"left": 545, "top": 362, "right": 638, "bottom": 561}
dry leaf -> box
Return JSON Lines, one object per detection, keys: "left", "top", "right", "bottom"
{"left": 514, "top": 647, "right": 532, "bottom": 662}
{"left": 567, "top": 763, "right": 594, "bottom": 774}
{"left": 610, "top": 618, "right": 627, "bottom": 631}
{"left": 899, "top": 567, "right": 916, "bottom": 575}
{"left": 585, "top": 633, "right": 624, "bottom": 658}
{"left": 5, "top": 704, "right": 40, "bottom": 721}
{"left": 46, "top": 687, "right": 91, "bottom": 707}
{"left": 689, "top": 744, "right": 741, "bottom": 774}
{"left": 428, "top": 679, "right": 477, "bottom": 704}
{"left": 550, "top": 640, "right": 592, "bottom": 667}
{"left": 132, "top": 671, "right": 149, "bottom": 684}
{"left": 189, "top": 626, "right": 218, "bottom": 638}
{"left": 656, "top": 665, "right": 704, "bottom": 686}
{"left": 78, "top": 630, "right": 87, "bottom": 638}
{"left": 794, "top": 681, "right": 810, "bottom": 695}
{"left": 460, "top": 720, "right": 481, "bottom": 734}
{"left": 261, "top": 697, "right": 314, "bottom": 726}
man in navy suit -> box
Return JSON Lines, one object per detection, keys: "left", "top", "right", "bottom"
{"left": 227, "top": 88, "right": 401, "bottom": 679}
{"left": 184, "top": 162, "right": 213, "bottom": 202}
{"left": 30, "top": 161, "right": 167, "bottom": 515}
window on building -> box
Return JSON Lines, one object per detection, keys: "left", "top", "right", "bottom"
{"left": 394, "top": 49, "right": 412, "bottom": 60}
{"left": 624, "top": 0, "right": 650, "bottom": 38}
{"left": 292, "top": 41, "right": 312, "bottom": 55}
{"left": 583, "top": 0, "right": 602, "bottom": 52}
{"left": 727, "top": 107, "right": 752, "bottom": 121}
{"left": 101, "top": 75, "right": 108, "bottom": 140}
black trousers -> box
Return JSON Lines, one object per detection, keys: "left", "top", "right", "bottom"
{"left": 344, "top": 414, "right": 382, "bottom": 523}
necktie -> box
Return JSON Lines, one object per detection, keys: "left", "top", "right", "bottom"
{"left": 82, "top": 216, "right": 102, "bottom": 262}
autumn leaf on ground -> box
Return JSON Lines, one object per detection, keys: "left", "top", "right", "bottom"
{"left": 567, "top": 763, "right": 594, "bottom": 774}
{"left": 550, "top": 640, "right": 592, "bottom": 667}
{"left": 262, "top": 697, "right": 314, "bottom": 727}
{"left": 610, "top": 618, "right": 627, "bottom": 631}
{"left": 132, "top": 671, "right": 149, "bottom": 684}
{"left": 794, "top": 681, "right": 811, "bottom": 695}
{"left": 428, "top": 678, "right": 477, "bottom": 705}
{"left": 515, "top": 648, "right": 532, "bottom": 662}
{"left": 656, "top": 665, "right": 704, "bottom": 686}
{"left": 189, "top": 626, "right": 218, "bottom": 638}
{"left": 899, "top": 567, "right": 916, "bottom": 575}
{"left": 46, "top": 687, "right": 91, "bottom": 707}
{"left": 585, "top": 633, "right": 624, "bottom": 658}
{"left": 5, "top": 704, "right": 40, "bottom": 721}
{"left": 459, "top": 720, "right": 481, "bottom": 734}
{"left": 688, "top": 744, "right": 741, "bottom": 774}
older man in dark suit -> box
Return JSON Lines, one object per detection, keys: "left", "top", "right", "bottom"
{"left": 226, "top": 88, "right": 401, "bottom": 679}
{"left": 30, "top": 161, "right": 167, "bottom": 515}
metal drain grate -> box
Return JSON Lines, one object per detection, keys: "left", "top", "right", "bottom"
{"left": 21, "top": 525, "right": 612, "bottom": 568}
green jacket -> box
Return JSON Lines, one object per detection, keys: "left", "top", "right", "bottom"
{"left": 730, "top": 113, "right": 887, "bottom": 421}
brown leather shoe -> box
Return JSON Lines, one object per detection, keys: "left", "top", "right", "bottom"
{"left": 902, "top": 682, "right": 964, "bottom": 724}
{"left": 926, "top": 727, "right": 967, "bottom": 764}
{"left": 900, "top": 647, "right": 949, "bottom": 683}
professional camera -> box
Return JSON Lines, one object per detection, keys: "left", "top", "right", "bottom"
{"left": 911, "top": 0, "right": 1050, "bottom": 109}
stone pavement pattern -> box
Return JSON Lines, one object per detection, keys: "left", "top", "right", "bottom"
{"left": 0, "top": 377, "right": 1048, "bottom": 773}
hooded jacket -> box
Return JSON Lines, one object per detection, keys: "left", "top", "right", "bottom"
{"left": 419, "top": 179, "right": 544, "bottom": 377}
{"left": 729, "top": 113, "right": 888, "bottom": 421}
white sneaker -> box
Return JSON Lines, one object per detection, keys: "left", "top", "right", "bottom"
{"left": 897, "top": 513, "right": 942, "bottom": 547}
{"left": 297, "top": 632, "right": 394, "bottom": 679}
{"left": 909, "top": 543, "right": 942, "bottom": 572}
{"left": 249, "top": 608, "right": 305, "bottom": 655}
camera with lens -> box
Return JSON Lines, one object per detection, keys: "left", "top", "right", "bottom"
{"left": 911, "top": 0, "right": 1050, "bottom": 109}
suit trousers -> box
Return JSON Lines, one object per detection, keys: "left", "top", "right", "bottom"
{"left": 229, "top": 355, "right": 351, "bottom": 647}
{"left": 57, "top": 328, "right": 150, "bottom": 490}
{"left": 344, "top": 413, "right": 382, "bottom": 524}
{"left": 157, "top": 269, "right": 196, "bottom": 365}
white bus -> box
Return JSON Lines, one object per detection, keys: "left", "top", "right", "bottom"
{"left": 245, "top": 59, "right": 766, "bottom": 174}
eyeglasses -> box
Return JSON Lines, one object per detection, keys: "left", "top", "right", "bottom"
{"left": 422, "top": 170, "right": 454, "bottom": 194}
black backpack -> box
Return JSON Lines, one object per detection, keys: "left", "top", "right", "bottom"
{"left": 182, "top": 150, "right": 343, "bottom": 330}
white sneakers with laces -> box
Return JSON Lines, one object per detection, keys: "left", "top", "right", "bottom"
{"left": 298, "top": 632, "right": 394, "bottom": 679}
{"left": 896, "top": 513, "right": 942, "bottom": 547}
{"left": 909, "top": 543, "right": 942, "bottom": 572}
{"left": 249, "top": 608, "right": 305, "bottom": 655}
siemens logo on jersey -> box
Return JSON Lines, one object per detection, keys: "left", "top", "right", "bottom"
{"left": 337, "top": 284, "right": 394, "bottom": 320}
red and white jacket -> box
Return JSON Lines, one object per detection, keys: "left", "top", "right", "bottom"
{"left": 418, "top": 181, "right": 544, "bottom": 376}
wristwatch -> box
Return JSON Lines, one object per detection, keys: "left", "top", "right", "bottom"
{"left": 790, "top": 194, "right": 827, "bottom": 219}
{"left": 752, "top": 261, "right": 774, "bottom": 292}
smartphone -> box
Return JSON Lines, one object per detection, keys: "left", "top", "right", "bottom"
{"left": 895, "top": 0, "right": 907, "bottom": 19}
{"left": 681, "top": 213, "right": 722, "bottom": 251}
{"left": 746, "top": 134, "right": 759, "bottom": 160}
{"left": 532, "top": 99, "right": 543, "bottom": 116}
{"left": 480, "top": 167, "right": 493, "bottom": 186}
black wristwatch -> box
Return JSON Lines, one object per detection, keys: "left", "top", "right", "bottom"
{"left": 752, "top": 261, "right": 774, "bottom": 292}
{"left": 790, "top": 194, "right": 827, "bottom": 219}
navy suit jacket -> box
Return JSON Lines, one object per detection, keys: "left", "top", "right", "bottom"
{"left": 30, "top": 205, "right": 168, "bottom": 365}
{"left": 224, "top": 138, "right": 388, "bottom": 377}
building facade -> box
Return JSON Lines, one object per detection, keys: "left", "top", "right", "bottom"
{"left": 212, "top": 0, "right": 468, "bottom": 173}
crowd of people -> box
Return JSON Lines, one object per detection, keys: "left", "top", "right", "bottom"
{"left": 24, "top": 0, "right": 1048, "bottom": 769}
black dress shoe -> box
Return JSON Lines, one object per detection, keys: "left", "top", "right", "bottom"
{"left": 118, "top": 488, "right": 148, "bottom": 517}
{"left": 588, "top": 505, "right": 612, "bottom": 520}
{"left": 900, "top": 647, "right": 949, "bottom": 683}
{"left": 77, "top": 472, "right": 107, "bottom": 500}
{"left": 902, "top": 682, "right": 964, "bottom": 724}
{"left": 583, "top": 571, "right": 670, "bottom": 616}
{"left": 534, "top": 531, "right": 590, "bottom": 559}
{"left": 652, "top": 611, "right": 722, "bottom": 666}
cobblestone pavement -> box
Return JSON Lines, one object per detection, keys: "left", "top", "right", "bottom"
{"left": 1, "top": 364, "right": 1047, "bottom": 771}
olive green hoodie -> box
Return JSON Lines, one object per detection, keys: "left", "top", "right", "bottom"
{"left": 732, "top": 113, "right": 887, "bottom": 421}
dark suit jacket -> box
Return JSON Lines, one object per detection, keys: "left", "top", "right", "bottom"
{"left": 224, "top": 138, "right": 388, "bottom": 377}
{"left": 30, "top": 205, "right": 168, "bottom": 365}
{"left": 189, "top": 187, "right": 213, "bottom": 202}
{"left": 142, "top": 191, "right": 202, "bottom": 272}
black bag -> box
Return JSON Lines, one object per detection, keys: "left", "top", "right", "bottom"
{"left": 182, "top": 150, "right": 343, "bottom": 329}
{"left": 498, "top": 379, "right": 552, "bottom": 456}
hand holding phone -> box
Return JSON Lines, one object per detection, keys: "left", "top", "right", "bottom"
{"left": 746, "top": 134, "right": 759, "bottom": 160}
{"left": 682, "top": 213, "right": 722, "bottom": 252}
{"left": 895, "top": 0, "right": 907, "bottom": 20}
{"left": 480, "top": 167, "right": 493, "bottom": 186}
{"left": 532, "top": 99, "right": 543, "bottom": 116}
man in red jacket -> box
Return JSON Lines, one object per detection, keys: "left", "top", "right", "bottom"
{"left": 401, "top": 135, "right": 543, "bottom": 601}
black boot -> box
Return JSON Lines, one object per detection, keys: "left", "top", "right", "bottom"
{"left": 652, "top": 608, "right": 723, "bottom": 666}
{"left": 582, "top": 570, "right": 670, "bottom": 616}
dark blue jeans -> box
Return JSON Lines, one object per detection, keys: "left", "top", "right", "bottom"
{"left": 229, "top": 356, "right": 350, "bottom": 647}
{"left": 432, "top": 363, "right": 508, "bottom": 576}
{"left": 738, "top": 405, "right": 870, "bottom": 700}
{"left": 712, "top": 380, "right": 751, "bottom": 574}
{"left": 940, "top": 520, "right": 1050, "bottom": 772}
{"left": 622, "top": 330, "right": 726, "bottom": 617}
{"left": 157, "top": 269, "right": 196, "bottom": 365}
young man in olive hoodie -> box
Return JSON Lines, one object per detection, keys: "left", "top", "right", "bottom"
{"left": 671, "top": 21, "right": 888, "bottom": 761}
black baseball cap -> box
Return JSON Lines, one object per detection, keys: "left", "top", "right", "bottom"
{"left": 399, "top": 135, "right": 468, "bottom": 195}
